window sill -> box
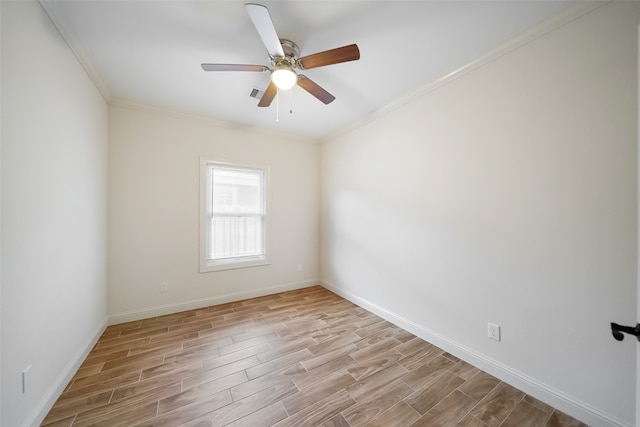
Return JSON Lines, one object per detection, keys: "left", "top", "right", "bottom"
{"left": 200, "top": 257, "right": 270, "bottom": 273}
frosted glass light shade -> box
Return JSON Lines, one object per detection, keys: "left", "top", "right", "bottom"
{"left": 271, "top": 67, "right": 297, "bottom": 90}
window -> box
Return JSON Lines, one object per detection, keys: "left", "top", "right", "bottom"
{"left": 200, "top": 159, "right": 269, "bottom": 272}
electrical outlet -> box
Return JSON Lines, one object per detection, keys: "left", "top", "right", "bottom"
{"left": 22, "top": 364, "right": 32, "bottom": 394}
{"left": 488, "top": 323, "right": 501, "bottom": 341}
{"left": 297, "top": 264, "right": 303, "bottom": 272}
{"left": 160, "top": 282, "right": 168, "bottom": 293}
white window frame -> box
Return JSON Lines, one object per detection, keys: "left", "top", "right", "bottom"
{"left": 200, "top": 157, "right": 270, "bottom": 272}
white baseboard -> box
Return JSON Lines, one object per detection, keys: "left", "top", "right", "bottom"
{"left": 24, "top": 319, "right": 107, "bottom": 427}
{"left": 320, "top": 280, "right": 631, "bottom": 427}
{"left": 25, "top": 281, "right": 317, "bottom": 426}
{"left": 107, "top": 280, "right": 318, "bottom": 325}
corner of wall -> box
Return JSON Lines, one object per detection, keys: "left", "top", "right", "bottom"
{"left": 319, "top": 280, "right": 633, "bottom": 427}
{"left": 23, "top": 320, "right": 107, "bottom": 427}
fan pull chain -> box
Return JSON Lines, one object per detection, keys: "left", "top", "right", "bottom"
{"left": 289, "top": 87, "right": 293, "bottom": 115}
{"left": 274, "top": 88, "right": 293, "bottom": 123}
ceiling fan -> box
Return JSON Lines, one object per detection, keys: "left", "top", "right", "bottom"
{"left": 201, "top": 3, "right": 360, "bottom": 107}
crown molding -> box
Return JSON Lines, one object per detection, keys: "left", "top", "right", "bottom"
{"left": 37, "top": 0, "right": 609, "bottom": 144}
{"left": 38, "top": 0, "right": 112, "bottom": 102}
{"left": 110, "top": 98, "right": 319, "bottom": 144}
{"left": 321, "top": 0, "right": 610, "bottom": 144}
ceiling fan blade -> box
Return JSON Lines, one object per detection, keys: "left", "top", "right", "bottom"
{"left": 245, "top": 3, "right": 285, "bottom": 59}
{"left": 258, "top": 82, "right": 278, "bottom": 107}
{"left": 201, "top": 64, "right": 269, "bottom": 72}
{"left": 298, "top": 44, "right": 360, "bottom": 70}
{"left": 297, "top": 75, "right": 335, "bottom": 104}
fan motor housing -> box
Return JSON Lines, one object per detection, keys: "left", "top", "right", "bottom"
{"left": 279, "top": 39, "right": 300, "bottom": 60}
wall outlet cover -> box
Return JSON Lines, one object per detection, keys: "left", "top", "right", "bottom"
{"left": 488, "top": 323, "right": 501, "bottom": 341}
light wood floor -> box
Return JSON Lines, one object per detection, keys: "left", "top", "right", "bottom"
{"left": 42, "top": 286, "right": 587, "bottom": 427}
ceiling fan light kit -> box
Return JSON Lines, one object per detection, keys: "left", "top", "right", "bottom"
{"left": 271, "top": 61, "right": 297, "bottom": 90}
{"left": 201, "top": 3, "right": 360, "bottom": 108}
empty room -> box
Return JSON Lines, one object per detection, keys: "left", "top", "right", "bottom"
{"left": 1, "top": 1, "right": 639, "bottom": 426}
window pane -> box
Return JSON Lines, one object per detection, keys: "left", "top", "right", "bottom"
{"left": 211, "top": 167, "right": 263, "bottom": 215}
{"left": 208, "top": 216, "right": 264, "bottom": 260}
{"left": 205, "top": 164, "right": 266, "bottom": 263}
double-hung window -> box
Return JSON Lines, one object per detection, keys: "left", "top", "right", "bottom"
{"left": 200, "top": 159, "right": 269, "bottom": 272}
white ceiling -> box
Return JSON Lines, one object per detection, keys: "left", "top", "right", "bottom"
{"left": 44, "top": 0, "right": 582, "bottom": 139}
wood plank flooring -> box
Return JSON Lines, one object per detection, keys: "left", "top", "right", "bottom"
{"left": 42, "top": 286, "right": 587, "bottom": 427}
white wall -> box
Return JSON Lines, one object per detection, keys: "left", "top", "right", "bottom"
{"left": 321, "top": 2, "right": 638, "bottom": 426}
{"left": 1, "top": 2, "right": 109, "bottom": 427}
{"left": 108, "top": 104, "right": 319, "bottom": 322}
